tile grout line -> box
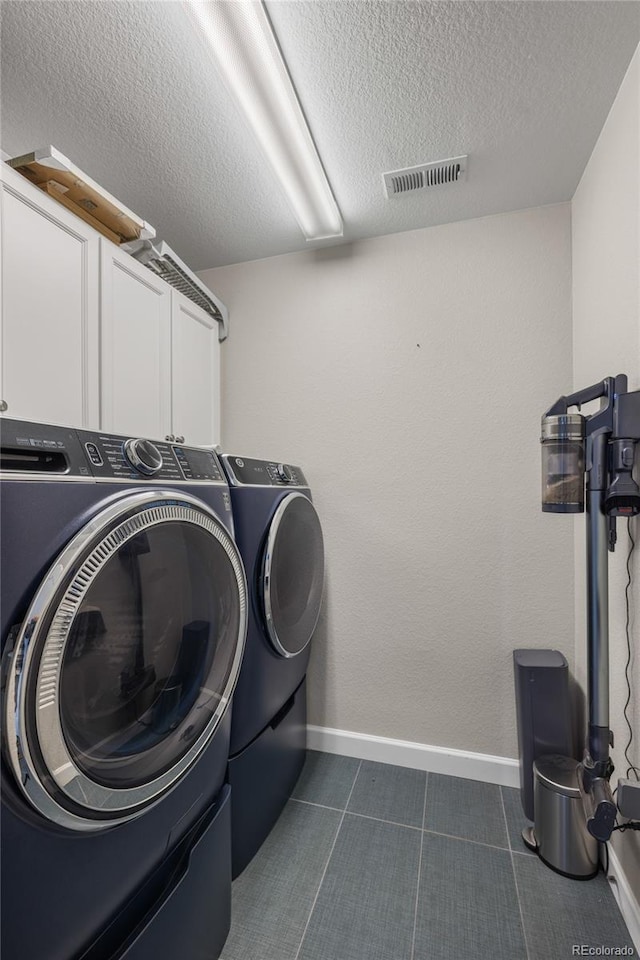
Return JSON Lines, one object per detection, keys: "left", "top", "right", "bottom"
{"left": 291, "top": 796, "right": 521, "bottom": 854}
{"left": 496, "top": 785, "right": 535, "bottom": 858}
{"left": 501, "top": 784, "right": 514, "bottom": 856}
{"left": 291, "top": 797, "right": 422, "bottom": 832}
{"left": 421, "top": 827, "right": 511, "bottom": 854}
{"left": 292, "top": 759, "right": 363, "bottom": 960}
{"left": 290, "top": 797, "right": 345, "bottom": 815}
{"left": 410, "top": 772, "right": 428, "bottom": 960}
{"left": 499, "top": 785, "right": 531, "bottom": 960}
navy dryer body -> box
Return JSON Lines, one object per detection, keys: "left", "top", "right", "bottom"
{"left": 220, "top": 455, "right": 324, "bottom": 876}
{"left": 0, "top": 419, "right": 247, "bottom": 960}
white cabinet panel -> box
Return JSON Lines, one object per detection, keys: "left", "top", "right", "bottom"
{"left": 0, "top": 167, "right": 222, "bottom": 444}
{"left": 171, "top": 293, "right": 220, "bottom": 446}
{"left": 0, "top": 172, "right": 99, "bottom": 427}
{"left": 101, "top": 241, "right": 171, "bottom": 439}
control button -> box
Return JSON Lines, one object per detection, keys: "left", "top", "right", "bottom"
{"left": 235, "top": 458, "right": 245, "bottom": 468}
{"left": 123, "top": 439, "right": 163, "bottom": 476}
{"left": 84, "top": 442, "right": 103, "bottom": 466}
{"left": 276, "top": 463, "right": 293, "bottom": 483}
{"left": 622, "top": 445, "right": 635, "bottom": 468}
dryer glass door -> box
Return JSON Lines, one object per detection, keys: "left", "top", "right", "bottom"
{"left": 262, "top": 493, "right": 324, "bottom": 658}
{"left": 4, "top": 491, "right": 247, "bottom": 831}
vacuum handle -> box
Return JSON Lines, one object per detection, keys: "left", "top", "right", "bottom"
{"left": 545, "top": 378, "right": 612, "bottom": 416}
{"left": 586, "top": 778, "right": 617, "bottom": 842}
{"left": 544, "top": 375, "right": 629, "bottom": 418}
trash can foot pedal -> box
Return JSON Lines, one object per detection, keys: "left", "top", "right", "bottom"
{"left": 521, "top": 826, "right": 538, "bottom": 851}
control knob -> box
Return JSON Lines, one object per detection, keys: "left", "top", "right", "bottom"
{"left": 124, "top": 438, "right": 163, "bottom": 476}
{"left": 276, "top": 463, "right": 293, "bottom": 483}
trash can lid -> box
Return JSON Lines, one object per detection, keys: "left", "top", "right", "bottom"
{"left": 533, "top": 755, "right": 582, "bottom": 798}
{"left": 513, "top": 649, "right": 568, "bottom": 668}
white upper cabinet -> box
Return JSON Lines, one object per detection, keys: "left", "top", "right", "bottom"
{"left": 100, "top": 240, "right": 172, "bottom": 440}
{"left": 0, "top": 165, "right": 223, "bottom": 444}
{"left": 0, "top": 164, "right": 100, "bottom": 428}
{"left": 171, "top": 292, "right": 221, "bottom": 446}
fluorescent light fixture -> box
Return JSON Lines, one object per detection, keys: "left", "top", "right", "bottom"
{"left": 184, "top": 0, "right": 343, "bottom": 241}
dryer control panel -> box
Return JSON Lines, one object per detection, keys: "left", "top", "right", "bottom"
{"left": 222, "top": 455, "right": 307, "bottom": 487}
{"left": 0, "top": 418, "right": 226, "bottom": 484}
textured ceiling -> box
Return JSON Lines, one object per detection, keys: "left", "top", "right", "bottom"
{"left": 1, "top": 1, "right": 639, "bottom": 269}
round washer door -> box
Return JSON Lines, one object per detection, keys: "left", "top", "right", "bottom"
{"left": 4, "top": 490, "right": 247, "bottom": 831}
{"left": 262, "top": 492, "right": 324, "bottom": 658}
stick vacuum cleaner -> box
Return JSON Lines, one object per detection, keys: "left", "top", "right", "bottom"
{"left": 521, "top": 375, "right": 640, "bottom": 878}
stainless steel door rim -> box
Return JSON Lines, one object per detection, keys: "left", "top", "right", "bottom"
{"left": 262, "top": 492, "right": 324, "bottom": 659}
{"left": 3, "top": 490, "right": 247, "bottom": 831}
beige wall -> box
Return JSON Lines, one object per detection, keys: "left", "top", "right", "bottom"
{"left": 572, "top": 44, "right": 640, "bottom": 892}
{"left": 201, "top": 202, "right": 573, "bottom": 759}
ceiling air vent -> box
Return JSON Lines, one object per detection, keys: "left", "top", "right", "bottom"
{"left": 383, "top": 155, "right": 468, "bottom": 199}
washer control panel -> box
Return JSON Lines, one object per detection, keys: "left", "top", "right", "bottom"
{"left": 0, "top": 418, "right": 226, "bottom": 484}
{"left": 0, "top": 420, "right": 87, "bottom": 475}
{"left": 123, "top": 438, "right": 163, "bottom": 476}
{"left": 78, "top": 430, "right": 225, "bottom": 483}
{"left": 222, "top": 455, "right": 307, "bottom": 487}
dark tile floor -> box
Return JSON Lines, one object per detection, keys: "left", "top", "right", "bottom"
{"left": 220, "top": 752, "right": 634, "bottom": 960}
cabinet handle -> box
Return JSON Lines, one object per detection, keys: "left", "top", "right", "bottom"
{"left": 0, "top": 400, "right": 8, "bottom": 413}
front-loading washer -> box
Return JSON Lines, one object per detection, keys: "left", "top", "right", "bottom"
{"left": 0, "top": 418, "right": 247, "bottom": 960}
{"left": 219, "top": 455, "right": 324, "bottom": 877}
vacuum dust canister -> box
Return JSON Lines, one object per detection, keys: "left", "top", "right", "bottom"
{"left": 540, "top": 414, "right": 585, "bottom": 513}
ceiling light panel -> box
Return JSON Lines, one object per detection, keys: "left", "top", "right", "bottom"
{"left": 184, "top": 0, "right": 343, "bottom": 241}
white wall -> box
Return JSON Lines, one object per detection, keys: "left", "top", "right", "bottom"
{"left": 201, "top": 203, "right": 574, "bottom": 759}
{"left": 572, "top": 44, "right": 640, "bottom": 895}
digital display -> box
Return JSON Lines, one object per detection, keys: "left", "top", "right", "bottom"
{"left": 186, "top": 450, "right": 216, "bottom": 474}
{"left": 175, "top": 448, "right": 222, "bottom": 481}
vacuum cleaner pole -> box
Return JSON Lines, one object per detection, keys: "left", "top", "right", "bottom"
{"left": 583, "top": 431, "right": 618, "bottom": 843}
{"left": 586, "top": 434, "right": 611, "bottom": 770}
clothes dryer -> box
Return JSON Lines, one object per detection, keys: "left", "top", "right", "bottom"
{"left": 1, "top": 419, "right": 247, "bottom": 960}
{"left": 220, "top": 455, "right": 324, "bottom": 876}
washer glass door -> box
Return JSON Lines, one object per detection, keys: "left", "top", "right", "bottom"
{"left": 262, "top": 493, "right": 324, "bottom": 658}
{"left": 4, "top": 491, "right": 247, "bottom": 830}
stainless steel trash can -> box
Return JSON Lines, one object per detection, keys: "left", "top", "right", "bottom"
{"left": 533, "top": 755, "right": 598, "bottom": 879}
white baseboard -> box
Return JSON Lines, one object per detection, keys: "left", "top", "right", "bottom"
{"left": 306, "top": 724, "right": 520, "bottom": 788}
{"left": 606, "top": 844, "right": 640, "bottom": 953}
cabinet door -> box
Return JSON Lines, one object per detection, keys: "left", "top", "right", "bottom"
{"left": 101, "top": 241, "right": 172, "bottom": 439}
{"left": 0, "top": 166, "right": 100, "bottom": 427}
{"left": 171, "top": 293, "right": 221, "bottom": 446}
